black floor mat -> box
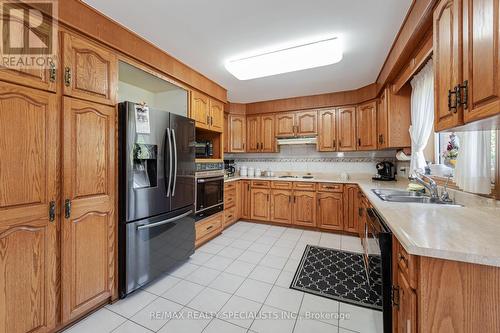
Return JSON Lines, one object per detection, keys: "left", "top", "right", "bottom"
{"left": 290, "top": 245, "right": 382, "bottom": 310}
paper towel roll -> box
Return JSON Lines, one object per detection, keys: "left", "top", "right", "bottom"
{"left": 396, "top": 150, "right": 411, "bottom": 161}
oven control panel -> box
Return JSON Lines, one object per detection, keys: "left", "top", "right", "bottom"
{"left": 196, "top": 162, "right": 224, "bottom": 172}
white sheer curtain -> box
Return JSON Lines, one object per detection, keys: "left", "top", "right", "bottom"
{"left": 409, "top": 61, "right": 435, "bottom": 175}
{"left": 455, "top": 131, "right": 492, "bottom": 194}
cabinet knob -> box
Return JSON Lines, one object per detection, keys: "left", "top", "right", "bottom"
{"left": 64, "top": 67, "right": 72, "bottom": 87}
{"left": 64, "top": 199, "right": 72, "bottom": 219}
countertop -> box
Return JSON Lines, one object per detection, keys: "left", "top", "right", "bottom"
{"left": 224, "top": 174, "right": 500, "bottom": 267}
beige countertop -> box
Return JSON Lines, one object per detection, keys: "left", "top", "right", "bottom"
{"left": 225, "top": 174, "right": 500, "bottom": 268}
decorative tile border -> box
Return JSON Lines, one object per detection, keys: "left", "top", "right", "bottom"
{"left": 231, "top": 157, "right": 395, "bottom": 163}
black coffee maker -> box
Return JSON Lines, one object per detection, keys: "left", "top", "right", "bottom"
{"left": 373, "top": 161, "right": 396, "bottom": 181}
{"left": 224, "top": 159, "right": 236, "bottom": 177}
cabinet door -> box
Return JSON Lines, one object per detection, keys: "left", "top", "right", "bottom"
{"left": 224, "top": 113, "right": 229, "bottom": 153}
{"left": 246, "top": 115, "right": 261, "bottom": 152}
{"left": 191, "top": 90, "right": 210, "bottom": 129}
{"left": 397, "top": 270, "right": 417, "bottom": 333}
{"left": 357, "top": 101, "right": 378, "bottom": 150}
{"left": 62, "top": 33, "right": 117, "bottom": 105}
{"left": 270, "top": 190, "right": 292, "bottom": 224}
{"left": 0, "top": 63, "right": 57, "bottom": 92}
{"left": 433, "top": 0, "right": 463, "bottom": 131}
{"left": 261, "top": 114, "right": 276, "bottom": 152}
{"left": 337, "top": 107, "right": 357, "bottom": 151}
{"left": 463, "top": 0, "right": 500, "bottom": 123}
{"left": 293, "top": 191, "right": 316, "bottom": 227}
{"left": 343, "top": 185, "right": 359, "bottom": 233}
{"left": 229, "top": 115, "right": 246, "bottom": 152}
{"left": 251, "top": 189, "right": 270, "bottom": 221}
{"left": 275, "top": 112, "right": 296, "bottom": 137}
{"left": 241, "top": 181, "right": 252, "bottom": 219}
{"left": 209, "top": 99, "right": 224, "bottom": 132}
{"left": 235, "top": 181, "right": 242, "bottom": 220}
{"left": 61, "top": 97, "right": 116, "bottom": 322}
{"left": 296, "top": 111, "right": 317, "bottom": 136}
{"left": 317, "top": 193, "right": 343, "bottom": 231}
{"left": 378, "top": 90, "right": 389, "bottom": 149}
{"left": 318, "top": 109, "right": 337, "bottom": 151}
{"left": 0, "top": 83, "right": 58, "bottom": 333}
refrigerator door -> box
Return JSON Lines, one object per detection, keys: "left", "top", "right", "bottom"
{"left": 120, "top": 102, "right": 172, "bottom": 222}
{"left": 170, "top": 113, "right": 196, "bottom": 211}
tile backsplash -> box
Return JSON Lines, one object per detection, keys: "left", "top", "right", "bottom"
{"left": 225, "top": 145, "right": 397, "bottom": 175}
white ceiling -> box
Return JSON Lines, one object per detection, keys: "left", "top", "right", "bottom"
{"left": 83, "top": 0, "right": 412, "bottom": 103}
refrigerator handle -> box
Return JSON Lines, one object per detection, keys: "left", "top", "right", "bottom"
{"left": 166, "top": 128, "right": 173, "bottom": 197}
{"left": 171, "top": 128, "right": 178, "bottom": 196}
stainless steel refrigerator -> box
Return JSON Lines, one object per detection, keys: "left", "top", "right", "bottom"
{"left": 118, "top": 101, "right": 196, "bottom": 297}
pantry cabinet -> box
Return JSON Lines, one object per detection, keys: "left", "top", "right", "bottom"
{"left": 356, "top": 101, "right": 378, "bottom": 150}
{"left": 292, "top": 191, "right": 316, "bottom": 227}
{"left": 317, "top": 192, "right": 343, "bottom": 231}
{"left": 228, "top": 114, "right": 246, "bottom": 152}
{"left": 270, "top": 189, "right": 293, "bottom": 224}
{"left": 318, "top": 109, "right": 337, "bottom": 151}
{"left": 337, "top": 106, "right": 357, "bottom": 151}
{"left": 246, "top": 114, "right": 275, "bottom": 152}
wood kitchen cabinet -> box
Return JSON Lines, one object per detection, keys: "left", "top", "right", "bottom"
{"left": 275, "top": 112, "right": 296, "bottom": 137}
{"left": 318, "top": 108, "right": 337, "bottom": 151}
{"left": 190, "top": 91, "right": 223, "bottom": 132}
{"left": 270, "top": 189, "right": 293, "bottom": 224}
{"left": 246, "top": 114, "right": 275, "bottom": 152}
{"left": 251, "top": 188, "right": 271, "bottom": 221}
{"left": 195, "top": 212, "right": 223, "bottom": 247}
{"left": 337, "top": 106, "right": 357, "bottom": 151}
{"left": 62, "top": 32, "right": 117, "bottom": 105}
{"left": 378, "top": 85, "right": 411, "bottom": 149}
{"left": 395, "top": 270, "right": 417, "bottom": 333}
{"left": 228, "top": 114, "right": 246, "bottom": 152}
{"left": 0, "top": 60, "right": 57, "bottom": 93}
{"left": 240, "top": 181, "right": 252, "bottom": 219}
{"left": 209, "top": 99, "right": 224, "bottom": 132}
{"left": 275, "top": 110, "right": 317, "bottom": 137}
{"left": 343, "top": 185, "right": 359, "bottom": 233}
{"left": 317, "top": 192, "right": 343, "bottom": 231}
{"left": 292, "top": 191, "right": 316, "bottom": 227}
{"left": 356, "top": 101, "right": 378, "bottom": 151}
{"left": 224, "top": 113, "right": 229, "bottom": 153}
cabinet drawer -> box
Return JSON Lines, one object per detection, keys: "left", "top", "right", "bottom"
{"left": 224, "top": 206, "right": 237, "bottom": 227}
{"left": 224, "top": 188, "right": 236, "bottom": 208}
{"left": 271, "top": 181, "right": 293, "bottom": 189}
{"left": 317, "top": 183, "right": 344, "bottom": 193}
{"left": 292, "top": 182, "right": 316, "bottom": 191}
{"left": 251, "top": 180, "right": 271, "bottom": 188}
{"left": 397, "top": 242, "right": 418, "bottom": 289}
{"left": 224, "top": 182, "right": 237, "bottom": 191}
{"left": 195, "top": 213, "right": 223, "bottom": 242}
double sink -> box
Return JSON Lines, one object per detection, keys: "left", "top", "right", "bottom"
{"left": 372, "top": 189, "right": 462, "bottom": 206}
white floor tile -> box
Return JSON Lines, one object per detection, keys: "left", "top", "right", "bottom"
{"left": 289, "top": 247, "right": 306, "bottom": 260}
{"left": 142, "top": 274, "right": 181, "bottom": 296}
{"left": 210, "top": 236, "right": 236, "bottom": 247}
{"left": 283, "top": 258, "right": 300, "bottom": 273}
{"left": 218, "top": 246, "right": 246, "bottom": 259}
{"left": 274, "top": 238, "right": 298, "bottom": 248}
{"left": 203, "top": 255, "right": 234, "bottom": 271}
{"left": 248, "top": 265, "right": 281, "bottom": 284}
{"left": 161, "top": 280, "right": 204, "bottom": 305}
{"left": 319, "top": 233, "right": 342, "bottom": 249}
{"left": 198, "top": 242, "right": 226, "bottom": 255}
{"left": 264, "top": 286, "right": 303, "bottom": 314}
{"left": 299, "top": 293, "right": 339, "bottom": 326}
{"left": 294, "top": 317, "right": 339, "bottom": 333}
{"left": 185, "top": 266, "right": 221, "bottom": 286}
{"left": 204, "top": 319, "right": 247, "bottom": 333}
{"left": 238, "top": 233, "right": 261, "bottom": 242}
{"left": 275, "top": 270, "right": 295, "bottom": 288}
{"left": 130, "top": 297, "right": 183, "bottom": 331}
{"left": 224, "top": 260, "right": 256, "bottom": 277}
{"left": 209, "top": 272, "right": 246, "bottom": 294}
{"left": 157, "top": 308, "right": 211, "bottom": 333}
{"left": 268, "top": 246, "right": 293, "bottom": 258}
{"left": 64, "top": 308, "right": 126, "bottom": 333}
{"left": 187, "top": 287, "right": 232, "bottom": 314}
{"left": 338, "top": 303, "right": 383, "bottom": 333}
{"left": 341, "top": 236, "right": 363, "bottom": 253}
{"left": 238, "top": 249, "right": 266, "bottom": 264}
{"left": 169, "top": 262, "right": 200, "bottom": 279}
{"left": 247, "top": 242, "right": 273, "bottom": 254}
{"left": 106, "top": 290, "right": 157, "bottom": 318}
{"left": 219, "top": 295, "right": 262, "bottom": 328}
{"left": 188, "top": 251, "right": 214, "bottom": 265}
{"left": 259, "top": 254, "right": 288, "bottom": 270}
{"left": 230, "top": 239, "right": 253, "bottom": 250}
{"left": 250, "top": 305, "right": 297, "bottom": 333}
{"left": 255, "top": 235, "right": 279, "bottom": 246}
{"left": 112, "top": 320, "right": 152, "bottom": 333}
{"left": 235, "top": 279, "right": 273, "bottom": 303}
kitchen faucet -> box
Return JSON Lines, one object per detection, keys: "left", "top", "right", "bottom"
{"left": 409, "top": 170, "right": 440, "bottom": 199}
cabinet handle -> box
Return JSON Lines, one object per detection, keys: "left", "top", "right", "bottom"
{"left": 318, "top": 198, "right": 321, "bottom": 207}
{"left": 267, "top": 194, "right": 270, "bottom": 201}
{"left": 64, "top": 67, "right": 72, "bottom": 87}
{"left": 211, "top": 116, "right": 214, "bottom": 126}
{"left": 448, "top": 87, "right": 458, "bottom": 112}
{"left": 333, "top": 139, "right": 336, "bottom": 149}
{"left": 49, "top": 201, "right": 56, "bottom": 222}
{"left": 457, "top": 80, "right": 468, "bottom": 110}
{"left": 293, "top": 196, "right": 296, "bottom": 203}
{"left": 392, "top": 286, "right": 400, "bottom": 309}
{"left": 64, "top": 199, "right": 71, "bottom": 219}
{"left": 207, "top": 115, "right": 210, "bottom": 124}
{"left": 338, "top": 139, "right": 342, "bottom": 147}
{"left": 49, "top": 62, "right": 56, "bottom": 83}
{"left": 206, "top": 225, "right": 214, "bottom": 231}
{"left": 289, "top": 196, "right": 291, "bottom": 203}
{"left": 358, "top": 138, "right": 361, "bottom": 147}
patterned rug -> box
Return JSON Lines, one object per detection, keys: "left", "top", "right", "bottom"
{"left": 290, "top": 245, "right": 382, "bottom": 310}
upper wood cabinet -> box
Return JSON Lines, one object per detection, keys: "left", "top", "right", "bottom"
{"left": 209, "top": 99, "right": 224, "bottom": 132}
{"left": 275, "top": 111, "right": 317, "bottom": 137}
{"left": 228, "top": 114, "right": 246, "bottom": 152}
{"left": 433, "top": 0, "right": 464, "bottom": 131}
{"left": 357, "top": 101, "right": 378, "bottom": 150}
{"left": 246, "top": 114, "right": 275, "bottom": 153}
{"left": 318, "top": 109, "right": 337, "bottom": 151}
{"left": 0, "top": 83, "right": 59, "bottom": 333}
{"left": 292, "top": 191, "right": 316, "bottom": 227}
{"left": 317, "top": 192, "right": 343, "bottom": 231}
{"left": 224, "top": 113, "right": 229, "bottom": 153}
{"left": 270, "top": 189, "right": 293, "bottom": 224}
{"left": 191, "top": 90, "right": 210, "bottom": 129}
{"left": 343, "top": 185, "right": 359, "bottom": 233}
{"left": 61, "top": 97, "right": 116, "bottom": 322}
{"left": 0, "top": 62, "right": 57, "bottom": 92}
{"left": 62, "top": 33, "right": 117, "bottom": 106}
{"left": 378, "top": 85, "right": 411, "bottom": 149}
{"left": 337, "top": 107, "right": 357, "bottom": 151}
{"left": 275, "top": 112, "right": 296, "bottom": 137}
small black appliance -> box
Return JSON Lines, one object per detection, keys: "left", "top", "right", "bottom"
{"left": 195, "top": 140, "right": 213, "bottom": 158}
{"left": 373, "top": 161, "right": 396, "bottom": 181}
{"left": 224, "top": 159, "right": 236, "bottom": 177}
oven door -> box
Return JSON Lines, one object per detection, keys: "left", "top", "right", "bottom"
{"left": 196, "top": 176, "right": 224, "bottom": 212}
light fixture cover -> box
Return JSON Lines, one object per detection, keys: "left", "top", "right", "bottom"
{"left": 225, "top": 37, "right": 343, "bottom": 80}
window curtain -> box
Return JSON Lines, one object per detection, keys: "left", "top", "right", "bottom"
{"left": 409, "top": 61, "right": 435, "bottom": 175}
{"left": 455, "top": 131, "right": 492, "bottom": 194}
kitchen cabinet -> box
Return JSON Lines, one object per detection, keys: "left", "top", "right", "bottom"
{"left": 61, "top": 97, "right": 116, "bottom": 322}
{"left": 270, "top": 189, "right": 293, "bottom": 224}
{"left": 228, "top": 114, "right": 246, "bottom": 152}
{"left": 246, "top": 114, "right": 275, "bottom": 153}
{"left": 377, "top": 85, "right": 411, "bottom": 149}
{"left": 0, "top": 60, "right": 57, "bottom": 93}
{"left": 356, "top": 101, "right": 378, "bottom": 150}
{"left": 337, "top": 106, "right": 357, "bottom": 151}
{"left": 275, "top": 112, "right": 296, "bottom": 137}
{"left": 292, "top": 191, "right": 316, "bottom": 227}
{"left": 343, "top": 185, "right": 359, "bottom": 233}
{"left": 62, "top": 32, "right": 117, "bottom": 106}
{"left": 395, "top": 270, "right": 418, "bottom": 333}
{"left": 224, "top": 181, "right": 241, "bottom": 228}
{"left": 317, "top": 192, "right": 343, "bottom": 231}
{"left": 191, "top": 90, "right": 210, "bottom": 130}
{"left": 0, "top": 82, "right": 59, "bottom": 333}
{"left": 224, "top": 113, "right": 229, "bottom": 153}
{"left": 209, "top": 99, "right": 224, "bottom": 132}
{"left": 318, "top": 109, "right": 337, "bottom": 151}
{"left": 251, "top": 188, "right": 271, "bottom": 221}
{"left": 240, "top": 181, "right": 252, "bottom": 219}
{"left": 275, "top": 110, "right": 317, "bottom": 137}
{"left": 195, "top": 212, "right": 223, "bottom": 247}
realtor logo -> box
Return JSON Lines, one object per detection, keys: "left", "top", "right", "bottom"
{"left": 0, "top": 0, "right": 58, "bottom": 69}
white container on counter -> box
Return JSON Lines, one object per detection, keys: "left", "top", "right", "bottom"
{"left": 240, "top": 166, "right": 248, "bottom": 176}
{"left": 255, "top": 168, "right": 262, "bottom": 177}
{"left": 248, "top": 167, "right": 255, "bottom": 177}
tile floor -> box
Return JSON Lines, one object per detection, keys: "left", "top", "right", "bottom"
{"left": 63, "top": 221, "right": 382, "bottom": 333}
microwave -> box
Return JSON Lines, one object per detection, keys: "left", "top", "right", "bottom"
{"left": 195, "top": 141, "right": 213, "bottom": 158}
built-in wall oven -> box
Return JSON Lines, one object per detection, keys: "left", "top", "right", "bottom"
{"left": 365, "top": 208, "right": 392, "bottom": 333}
{"left": 195, "top": 163, "right": 224, "bottom": 221}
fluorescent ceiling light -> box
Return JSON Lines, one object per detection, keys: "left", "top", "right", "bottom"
{"left": 225, "top": 37, "right": 343, "bottom": 80}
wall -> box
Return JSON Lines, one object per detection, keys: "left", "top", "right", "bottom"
{"left": 226, "top": 146, "right": 397, "bottom": 176}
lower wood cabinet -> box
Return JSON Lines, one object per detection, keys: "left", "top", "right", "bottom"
{"left": 292, "top": 191, "right": 316, "bottom": 227}
{"left": 317, "top": 192, "right": 343, "bottom": 231}
{"left": 343, "top": 185, "right": 360, "bottom": 233}
{"left": 270, "top": 189, "right": 293, "bottom": 224}
{"left": 251, "top": 188, "right": 270, "bottom": 221}
{"left": 240, "top": 181, "right": 252, "bottom": 219}
{"left": 396, "top": 269, "right": 417, "bottom": 333}
{"left": 195, "top": 212, "right": 223, "bottom": 247}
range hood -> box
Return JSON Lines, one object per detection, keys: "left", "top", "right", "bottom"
{"left": 277, "top": 137, "right": 317, "bottom": 145}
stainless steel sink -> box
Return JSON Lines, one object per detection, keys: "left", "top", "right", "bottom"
{"left": 371, "top": 189, "right": 462, "bottom": 206}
